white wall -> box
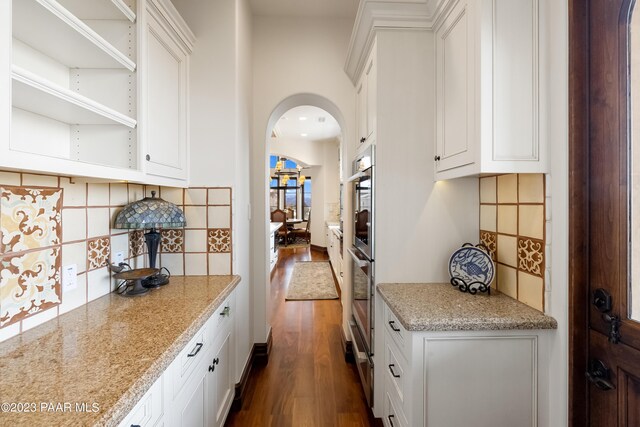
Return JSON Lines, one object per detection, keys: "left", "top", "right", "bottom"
{"left": 171, "top": 0, "right": 253, "bottom": 384}
{"left": 251, "top": 16, "right": 356, "bottom": 342}
{"left": 542, "top": 0, "right": 569, "bottom": 423}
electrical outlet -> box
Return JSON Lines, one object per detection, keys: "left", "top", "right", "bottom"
{"left": 114, "top": 251, "right": 125, "bottom": 265}
{"left": 62, "top": 264, "right": 77, "bottom": 291}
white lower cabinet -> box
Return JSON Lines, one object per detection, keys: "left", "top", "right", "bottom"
{"left": 380, "top": 301, "right": 550, "bottom": 427}
{"left": 119, "top": 291, "right": 235, "bottom": 427}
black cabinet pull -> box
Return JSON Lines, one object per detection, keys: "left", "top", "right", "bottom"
{"left": 187, "top": 342, "right": 203, "bottom": 357}
{"left": 388, "top": 364, "right": 401, "bottom": 378}
{"left": 388, "top": 320, "right": 401, "bottom": 332}
{"left": 208, "top": 357, "right": 220, "bottom": 373}
{"left": 434, "top": 155, "right": 441, "bottom": 161}
{"left": 131, "top": 425, "right": 141, "bottom": 427}
{"left": 360, "top": 137, "right": 366, "bottom": 143}
{"left": 220, "top": 306, "right": 230, "bottom": 317}
{"left": 388, "top": 414, "right": 395, "bottom": 427}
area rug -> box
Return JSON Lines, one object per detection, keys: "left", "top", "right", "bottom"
{"left": 280, "top": 241, "right": 310, "bottom": 249}
{"left": 285, "top": 261, "right": 339, "bottom": 300}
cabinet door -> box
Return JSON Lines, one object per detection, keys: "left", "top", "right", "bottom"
{"left": 435, "top": 0, "right": 476, "bottom": 173}
{"left": 356, "top": 76, "right": 368, "bottom": 151}
{"left": 206, "top": 331, "right": 233, "bottom": 427}
{"left": 365, "top": 52, "right": 376, "bottom": 141}
{"left": 173, "top": 370, "right": 206, "bottom": 427}
{"left": 142, "top": 7, "right": 188, "bottom": 180}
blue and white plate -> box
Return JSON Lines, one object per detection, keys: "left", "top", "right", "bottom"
{"left": 448, "top": 246, "right": 494, "bottom": 286}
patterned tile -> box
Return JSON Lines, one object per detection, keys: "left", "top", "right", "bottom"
{"left": 0, "top": 186, "right": 62, "bottom": 254}
{"left": 517, "top": 237, "right": 545, "bottom": 277}
{"left": 129, "top": 230, "right": 145, "bottom": 257}
{"left": 0, "top": 247, "right": 61, "bottom": 328}
{"left": 208, "top": 228, "right": 231, "bottom": 253}
{"left": 87, "top": 237, "right": 111, "bottom": 270}
{"left": 161, "top": 229, "right": 184, "bottom": 253}
{"left": 479, "top": 231, "right": 497, "bottom": 261}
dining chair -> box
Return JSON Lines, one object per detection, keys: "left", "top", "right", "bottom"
{"left": 271, "top": 209, "right": 289, "bottom": 246}
{"left": 290, "top": 209, "right": 311, "bottom": 244}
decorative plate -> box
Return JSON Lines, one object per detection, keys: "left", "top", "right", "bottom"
{"left": 448, "top": 245, "right": 495, "bottom": 287}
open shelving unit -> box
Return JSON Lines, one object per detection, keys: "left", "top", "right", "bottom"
{"left": 7, "top": 0, "right": 140, "bottom": 175}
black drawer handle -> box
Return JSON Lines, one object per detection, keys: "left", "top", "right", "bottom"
{"left": 388, "top": 414, "right": 395, "bottom": 427}
{"left": 187, "top": 342, "right": 203, "bottom": 357}
{"left": 131, "top": 425, "right": 141, "bottom": 427}
{"left": 388, "top": 320, "right": 401, "bottom": 332}
{"left": 389, "top": 364, "right": 401, "bottom": 378}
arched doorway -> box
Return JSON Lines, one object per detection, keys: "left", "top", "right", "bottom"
{"left": 254, "top": 93, "right": 349, "bottom": 344}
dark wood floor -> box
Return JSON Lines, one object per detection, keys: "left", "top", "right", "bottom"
{"left": 225, "top": 247, "right": 379, "bottom": 427}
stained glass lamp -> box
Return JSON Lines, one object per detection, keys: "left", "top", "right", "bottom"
{"left": 114, "top": 191, "right": 186, "bottom": 287}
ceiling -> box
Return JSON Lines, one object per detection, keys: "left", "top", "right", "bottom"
{"left": 273, "top": 105, "right": 341, "bottom": 141}
{"left": 249, "top": 0, "right": 359, "bottom": 19}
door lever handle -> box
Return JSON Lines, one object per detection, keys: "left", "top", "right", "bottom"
{"left": 585, "top": 359, "right": 615, "bottom": 391}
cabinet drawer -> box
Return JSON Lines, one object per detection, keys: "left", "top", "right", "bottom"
{"left": 118, "top": 375, "right": 163, "bottom": 427}
{"left": 383, "top": 388, "right": 407, "bottom": 427}
{"left": 385, "top": 340, "right": 406, "bottom": 405}
{"left": 209, "top": 295, "right": 233, "bottom": 344}
{"left": 384, "top": 305, "right": 406, "bottom": 352}
{"left": 173, "top": 322, "right": 208, "bottom": 398}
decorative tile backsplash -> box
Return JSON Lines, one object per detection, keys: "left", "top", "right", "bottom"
{"left": 479, "top": 174, "right": 546, "bottom": 312}
{"left": 0, "top": 170, "right": 234, "bottom": 343}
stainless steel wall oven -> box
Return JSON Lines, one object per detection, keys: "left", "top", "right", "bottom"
{"left": 347, "top": 145, "right": 374, "bottom": 406}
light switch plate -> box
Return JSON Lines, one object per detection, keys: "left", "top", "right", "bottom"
{"left": 62, "top": 264, "right": 77, "bottom": 291}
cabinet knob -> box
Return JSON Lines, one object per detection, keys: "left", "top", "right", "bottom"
{"left": 146, "top": 154, "right": 151, "bottom": 161}
{"left": 360, "top": 137, "right": 366, "bottom": 143}
{"left": 434, "top": 155, "right": 441, "bottom": 161}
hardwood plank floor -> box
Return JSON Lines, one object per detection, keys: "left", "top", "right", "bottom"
{"left": 226, "top": 247, "right": 380, "bottom": 427}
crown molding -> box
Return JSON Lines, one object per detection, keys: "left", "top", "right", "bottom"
{"left": 344, "top": 0, "right": 448, "bottom": 83}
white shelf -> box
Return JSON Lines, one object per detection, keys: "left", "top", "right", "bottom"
{"left": 57, "top": 0, "right": 136, "bottom": 22}
{"left": 13, "top": 0, "right": 136, "bottom": 71}
{"left": 12, "top": 65, "right": 137, "bottom": 128}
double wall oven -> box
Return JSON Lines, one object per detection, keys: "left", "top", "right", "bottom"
{"left": 347, "top": 145, "right": 374, "bottom": 406}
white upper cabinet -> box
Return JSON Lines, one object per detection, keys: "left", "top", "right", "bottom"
{"left": 0, "top": 0, "right": 193, "bottom": 186}
{"left": 354, "top": 42, "right": 377, "bottom": 155}
{"left": 434, "top": 0, "right": 545, "bottom": 180}
{"left": 140, "top": 0, "right": 193, "bottom": 181}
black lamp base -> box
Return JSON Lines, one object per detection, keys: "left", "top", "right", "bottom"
{"left": 125, "top": 278, "right": 151, "bottom": 296}
{"left": 143, "top": 273, "right": 170, "bottom": 288}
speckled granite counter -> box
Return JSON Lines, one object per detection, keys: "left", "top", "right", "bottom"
{"left": 0, "top": 275, "right": 241, "bottom": 427}
{"left": 377, "top": 283, "right": 557, "bottom": 331}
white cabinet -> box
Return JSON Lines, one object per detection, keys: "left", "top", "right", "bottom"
{"left": 140, "top": 0, "right": 193, "bottom": 182}
{"left": 269, "top": 223, "right": 281, "bottom": 273}
{"left": 434, "top": 0, "right": 545, "bottom": 180}
{"left": 0, "top": 0, "right": 192, "bottom": 186}
{"left": 354, "top": 42, "right": 376, "bottom": 155}
{"left": 327, "top": 226, "right": 343, "bottom": 291}
{"left": 379, "top": 300, "right": 549, "bottom": 427}
{"left": 121, "top": 290, "right": 236, "bottom": 427}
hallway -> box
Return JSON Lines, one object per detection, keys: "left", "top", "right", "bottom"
{"left": 226, "top": 248, "right": 378, "bottom": 426}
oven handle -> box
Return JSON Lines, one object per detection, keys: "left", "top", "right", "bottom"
{"left": 346, "top": 171, "right": 367, "bottom": 182}
{"left": 348, "top": 247, "right": 369, "bottom": 267}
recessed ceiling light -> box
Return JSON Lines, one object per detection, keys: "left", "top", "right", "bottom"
{"left": 299, "top": 117, "right": 308, "bottom": 121}
{"left": 301, "top": 133, "right": 308, "bottom": 137}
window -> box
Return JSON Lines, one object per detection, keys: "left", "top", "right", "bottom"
{"left": 268, "top": 156, "right": 311, "bottom": 221}
{"left": 302, "top": 177, "right": 311, "bottom": 220}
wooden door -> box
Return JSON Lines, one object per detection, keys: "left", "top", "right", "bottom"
{"left": 570, "top": 0, "right": 640, "bottom": 424}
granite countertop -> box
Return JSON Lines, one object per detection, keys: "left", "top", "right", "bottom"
{"left": 377, "top": 283, "right": 557, "bottom": 331}
{"left": 270, "top": 221, "right": 283, "bottom": 233}
{"left": 0, "top": 275, "right": 241, "bottom": 427}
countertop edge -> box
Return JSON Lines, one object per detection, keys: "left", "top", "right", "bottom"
{"left": 377, "top": 283, "right": 558, "bottom": 332}
{"left": 100, "top": 275, "right": 242, "bottom": 427}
